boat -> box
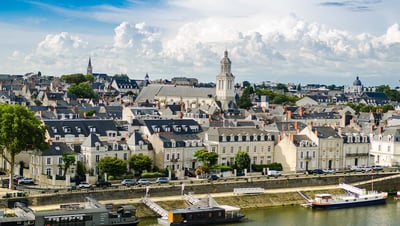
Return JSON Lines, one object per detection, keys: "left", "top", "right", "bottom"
{"left": 0, "top": 197, "right": 140, "bottom": 226}
{"left": 143, "top": 195, "right": 244, "bottom": 226}
{"left": 299, "top": 183, "right": 388, "bottom": 209}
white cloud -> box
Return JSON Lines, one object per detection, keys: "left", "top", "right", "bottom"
{"left": 3, "top": 0, "right": 400, "bottom": 86}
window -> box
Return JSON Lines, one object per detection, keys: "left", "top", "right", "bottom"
{"left": 46, "top": 158, "right": 51, "bottom": 165}
{"left": 222, "top": 147, "right": 226, "bottom": 154}
{"left": 58, "top": 157, "right": 63, "bottom": 165}
{"left": 267, "top": 146, "right": 271, "bottom": 152}
{"left": 166, "top": 154, "right": 170, "bottom": 161}
{"left": 95, "top": 155, "right": 100, "bottom": 163}
{"left": 46, "top": 168, "right": 51, "bottom": 175}
{"left": 124, "top": 153, "right": 128, "bottom": 160}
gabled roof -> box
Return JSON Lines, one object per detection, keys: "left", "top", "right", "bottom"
{"left": 43, "top": 119, "right": 119, "bottom": 138}
{"left": 142, "top": 119, "right": 202, "bottom": 135}
{"left": 82, "top": 133, "right": 102, "bottom": 147}
{"left": 312, "top": 126, "right": 341, "bottom": 139}
{"left": 40, "top": 142, "right": 75, "bottom": 156}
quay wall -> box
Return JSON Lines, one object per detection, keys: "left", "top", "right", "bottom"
{"left": 28, "top": 173, "right": 400, "bottom": 205}
{"left": 2, "top": 173, "right": 400, "bottom": 217}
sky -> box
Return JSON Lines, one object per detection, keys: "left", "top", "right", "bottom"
{"left": 1, "top": 0, "right": 400, "bottom": 87}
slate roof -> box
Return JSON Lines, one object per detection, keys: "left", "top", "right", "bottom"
{"left": 312, "top": 126, "right": 341, "bottom": 139}
{"left": 135, "top": 85, "right": 215, "bottom": 103}
{"left": 40, "top": 142, "right": 75, "bottom": 156}
{"left": 43, "top": 119, "right": 119, "bottom": 138}
{"left": 82, "top": 133, "right": 102, "bottom": 147}
{"left": 142, "top": 119, "right": 203, "bottom": 135}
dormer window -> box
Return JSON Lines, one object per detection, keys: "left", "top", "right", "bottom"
{"left": 52, "top": 127, "right": 58, "bottom": 133}
{"left": 75, "top": 127, "right": 81, "bottom": 133}
{"left": 63, "top": 126, "right": 71, "bottom": 133}
{"left": 89, "top": 126, "right": 96, "bottom": 133}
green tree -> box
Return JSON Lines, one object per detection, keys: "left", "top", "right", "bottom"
{"left": 0, "top": 104, "right": 48, "bottom": 189}
{"left": 58, "top": 152, "right": 75, "bottom": 177}
{"left": 68, "top": 82, "right": 96, "bottom": 98}
{"left": 235, "top": 151, "right": 251, "bottom": 171}
{"left": 242, "top": 81, "right": 251, "bottom": 88}
{"left": 276, "top": 83, "right": 288, "bottom": 92}
{"left": 237, "top": 86, "right": 254, "bottom": 109}
{"left": 194, "top": 149, "right": 219, "bottom": 167}
{"left": 98, "top": 157, "right": 127, "bottom": 177}
{"left": 129, "top": 153, "right": 152, "bottom": 175}
{"left": 61, "top": 73, "right": 86, "bottom": 84}
{"left": 76, "top": 161, "right": 86, "bottom": 179}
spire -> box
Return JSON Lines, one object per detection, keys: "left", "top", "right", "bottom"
{"left": 87, "top": 57, "right": 93, "bottom": 76}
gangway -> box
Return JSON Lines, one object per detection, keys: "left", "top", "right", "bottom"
{"left": 141, "top": 197, "right": 168, "bottom": 218}
{"left": 339, "top": 183, "right": 365, "bottom": 195}
{"left": 297, "top": 190, "right": 313, "bottom": 203}
{"left": 183, "top": 193, "right": 200, "bottom": 205}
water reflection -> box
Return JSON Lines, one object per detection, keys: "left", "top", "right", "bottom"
{"left": 138, "top": 199, "right": 400, "bottom": 226}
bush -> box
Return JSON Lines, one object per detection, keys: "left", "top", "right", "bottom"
{"left": 141, "top": 172, "right": 164, "bottom": 178}
{"left": 252, "top": 163, "right": 283, "bottom": 172}
{"left": 210, "top": 165, "right": 233, "bottom": 172}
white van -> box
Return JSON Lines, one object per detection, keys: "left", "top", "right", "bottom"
{"left": 267, "top": 170, "right": 282, "bottom": 177}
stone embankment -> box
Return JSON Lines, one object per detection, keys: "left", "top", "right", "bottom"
{"left": 2, "top": 172, "right": 400, "bottom": 218}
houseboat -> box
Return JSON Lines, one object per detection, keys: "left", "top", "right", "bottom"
{"left": 0, "top": 197, "right": 139, "bottom": 226}
{"left": 299, "top": 183, "right": 388, "bottom": 209}
{"left": 157, "top": 195, "right": 244, "bottom": 226}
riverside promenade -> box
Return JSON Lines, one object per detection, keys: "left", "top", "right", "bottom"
{"left": 2, "top": 184, "right": 339, "bottom": 212}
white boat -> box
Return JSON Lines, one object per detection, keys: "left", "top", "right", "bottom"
{"left": 299, "top": 183, "right": 388, "bottom": 209}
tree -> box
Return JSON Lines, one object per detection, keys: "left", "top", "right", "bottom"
{"left": 237, "top": 86, "right": 254, "bottom": 109}
{"left": 235, "top": 151, "right": 251, "bottom": 171}
{"left": 60, "top": 73, "right": 86, "bottom": 84}
{"left": 75, "top": 161, "right": 86, "bottom": 179}
{"left": 129, "top": 153, "right": 152, "bottom": 175}
{"left": 98, "top": 157, "right": 127, "bottom": 177}
{"left": 58, "top": 152, "right": 75, "bottom": 177}
{"left": 194, "top": 149, "right": 219, "bottom": 167}
{"left": 67, "top": 82, "right": 96, "bottom": 98}
{"left": 0, "top": 104, "right": 48, "bottom": 189}
{"left": 276, "top": 83, "right": 288, "bottom": 92}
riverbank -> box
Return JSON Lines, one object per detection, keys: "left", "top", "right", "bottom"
{"left": 3, "top": 172, "right": 400, "bottom": 218}
{"left": 29, "top": 184, "right": 342, "bottom": 218}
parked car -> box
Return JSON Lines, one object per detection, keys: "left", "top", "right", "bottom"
{"left": 18, "top": 177, "right": 34, "bottom": 185}
{"left": 208, "top": 175, "right": 219, "bottom": 181}
{"left": 137, "top": 178, "right": 150, "bottom": 185}
{"left": 308, "top": 169, "right": 324, "bottom": 174}
{"left": 323, "top": 169, "right": 335, "bottom": 174}
{"left": 13, "top": 175, "right": 24, "bottom": 182}
{"left": 95, "top": 181, "right": 111, "bottom": 187}
{"left": 121, "top": 179, "right": 136, "bottom": 186}
{"left": 156, "top": 177, "right": 169, "bottom": 184}
{"left": 371, "top": 165, "right": 384, "bottom": 171}
{"left": 78, "top": 182, "right": 92, "bottom": 188}
{"left": 350, "top": 166, "right": 363, "bottom": 172}
{"left": 267, "top": 170, "right": 282, "bottom": 177}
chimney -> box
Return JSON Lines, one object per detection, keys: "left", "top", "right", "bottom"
{"left": 308, "top": 121, "right": 313, "bottom": 130}
{"left": 379, "top": 126, "right": 383, "bottom": 134}
{"left": 290, "top": 133, "right": 294, "bottom": 142}
{"left": 314, "top": 129, "right": 318, "bottom": 137}
{"left": 278, "top": 134, "right": 281, "bottom": 142}
{"left": 294, "top": 121, "right": 298, "bottom": 130}
{"left": 287, "top": 111, "right": 292, "bottom": 120}
{"left": 299, "top": 106, "right": 304, "bottom": 117}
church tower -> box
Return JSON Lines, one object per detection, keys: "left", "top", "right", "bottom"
{"left": 87, "top": 57, "right": 93, "bottom": 76}
{"left": 216, "top": 50, "right": 236, "bottom": 110}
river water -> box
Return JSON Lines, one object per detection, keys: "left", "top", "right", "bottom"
{"left": 139, "top": 199, "right": 400, "bottom": 226}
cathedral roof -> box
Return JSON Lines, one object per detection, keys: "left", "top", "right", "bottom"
{"left": 353, "top": 76, "right": 362, "bottom": 86}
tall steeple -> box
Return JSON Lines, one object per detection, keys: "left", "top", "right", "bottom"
{"left": 216, "top": 50, "right": 235, "bottom": 110}
{"left": 87, "top": 57, "right": 93, "bottom": 76}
